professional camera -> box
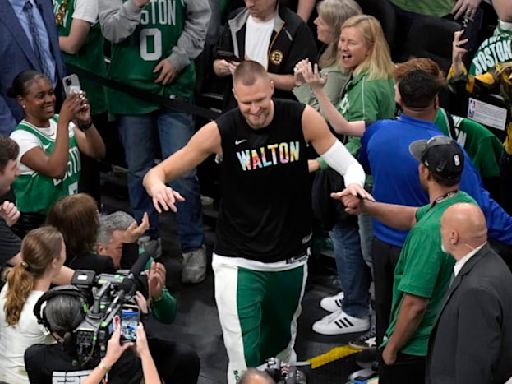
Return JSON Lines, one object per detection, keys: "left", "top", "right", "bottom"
{"left": 262, "top": 357, "right": 310, "bottom": 384}
{"left": 71, "top": 251, "right": 151, "bottom": 366}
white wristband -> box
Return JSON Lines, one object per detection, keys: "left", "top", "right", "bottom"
{"left": 322, "top": 140, "right": 365, "bottom": 187}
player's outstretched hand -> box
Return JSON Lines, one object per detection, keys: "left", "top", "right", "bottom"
{"left": 147, "top": 182, "right": 185, "bottom": 213}
{"left": 339, "top": 183, "right": 375, "bottom": 201}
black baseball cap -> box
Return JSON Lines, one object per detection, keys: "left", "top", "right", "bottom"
{"left": 409, "top": 136, "right": 464, "bottom": 179}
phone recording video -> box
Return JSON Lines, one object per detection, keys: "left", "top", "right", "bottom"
{"left": 120, "top": 306, "right": 140, "bottom": 342}
{"left": 62, "top": 74, "right": 81, "bottom": 96}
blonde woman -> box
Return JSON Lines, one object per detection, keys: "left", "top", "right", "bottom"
{"left": 296, "top": 14, "right": 395, "bottom": 136}
{"left": 293, "top": 0, "right": 362, "bottom": 111}
{"left": 298, "top": 15, "right": 395, "bottom": 337}
{"left": 0, "top": 226, "right": 66, "bottom": 384}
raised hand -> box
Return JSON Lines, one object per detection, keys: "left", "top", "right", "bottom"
{"left": 147, "top": 261, "right": 166, "bottom": 300}
{"left": 123, "top": 212, "right": 150, "bottom": 243}
{"left": 452, "top": 31, "right": 469, "bottom": 75}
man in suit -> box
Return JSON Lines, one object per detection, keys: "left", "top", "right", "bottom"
{"left": 0, "top": 0, "right": 65, "bottom": 135}
{"left": 426, "top": 203, "right": 512, "bottom": 384}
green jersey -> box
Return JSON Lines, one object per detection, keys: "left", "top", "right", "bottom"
{"left": 435, "top": 108, "right": 502, "bottom": 178}
{"left": 337, "top": 71, "right": 394, "bottom": 156}
{"left": 13, "top": 116, "right": 81, "bottom": 213}
{"left": 390, "top": 0, "right": 452, "bottom": 17}
{"left": 53, "top": 0, "right": 108, "bottom": 115}
{"left": 469, "top": 24, "right": 512, "bottom": 77}
{"left": 383, "top": 192, "right": 476, "bottom": 356}
{"left": 107, "top": 0, "right": 196, "bottom": 114}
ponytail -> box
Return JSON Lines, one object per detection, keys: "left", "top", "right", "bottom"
{"left": 2, "top": 226, "right": 63, "bottom": 327}
{"left": 4, "top": 263, "right": 36, "bottom": 326}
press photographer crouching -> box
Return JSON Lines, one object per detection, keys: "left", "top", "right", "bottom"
{"left": 96, "top": 210, "right": 200, "bottom": 384}
{"left": 25, "top": 285, "right": 142, "bottom": 384}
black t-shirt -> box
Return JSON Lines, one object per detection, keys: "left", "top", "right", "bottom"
{"left": 214, "top": 99, "right": 312, "bottom": 262}
{"left": 0, "top": 218, "right": 20, "bottom": 266}
{"left": 25, "top": 343, "right": 142, "bottom": 384}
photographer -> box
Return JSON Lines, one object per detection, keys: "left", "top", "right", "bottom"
{"left": 25, "top": 287, "right": 142, "bottom": 384}
{"left": 96, "top": 210, "right": 200, "bottom": 384}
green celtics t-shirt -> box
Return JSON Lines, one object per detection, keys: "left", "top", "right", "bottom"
{"left": 53, "top": 0, "right": 108, "bottom": 115}
{"left": 435, "top": 108, "right": 502, "bottom": 178}
{"left": 337, "top": 72, "right": 395, "bottom": 156}
{"left": 107, "top": 0, "right": 196, "bottom": 115}
{"left": 383, "top": 191, "right": 476, "bottom": 356}
{"left": 469, "top": 25, "right": 512, "bottom": 77}
{"left": 390, "top": 0, "right": 452, "bottom": 17}
{"left": 12, "top": 116, "right": 81, "bottom": 213}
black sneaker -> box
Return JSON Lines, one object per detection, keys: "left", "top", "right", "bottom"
{"left": 349, "top": 328, "right": 376, "bottom": 350}
{"left": 355, "top": 348, "right": 378, "bottom": 369}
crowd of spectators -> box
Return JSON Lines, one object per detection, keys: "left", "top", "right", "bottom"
{"left": 1, "top": 0, "right": 512, "bottom": 383}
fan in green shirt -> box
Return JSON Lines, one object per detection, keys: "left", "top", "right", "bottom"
{"left": 334, "top": 136, "right": 475, "bottom": 382}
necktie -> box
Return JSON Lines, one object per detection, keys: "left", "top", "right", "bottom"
{"left": 23, "top": 0, "right": 50, "bottom": 79}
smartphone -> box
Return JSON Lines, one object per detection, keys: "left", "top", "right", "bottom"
{"left": 62, "top": 74, "right": 81, "bottom": 96}
{"left": 459, "top": 13, "right": 473, "bottom": 49}
{"left": 216, "top": 49, "right": 241, "bottom": 62}
{"left": 120, "top": 305, "right": 140, "bottom": 342}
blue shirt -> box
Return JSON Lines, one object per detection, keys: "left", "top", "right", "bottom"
{"left": 6, "top": 0, "right": 57, "bottom": 86}
{"left": 360, "top": 114, "right": 512, "bottom": 247}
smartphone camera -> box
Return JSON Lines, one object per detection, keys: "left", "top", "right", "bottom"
{"left": 120, "top": 306, "right": 140, "bottom": 342}
{"left": 62, "top": 74, "right": 81, "bottom": 96}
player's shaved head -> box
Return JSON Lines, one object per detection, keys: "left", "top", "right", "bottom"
{"left": 233, "top": 60, "right": 270, "bottom": 86}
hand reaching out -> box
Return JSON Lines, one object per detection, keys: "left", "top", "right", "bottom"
{"left": 147, "top": 182, "right": 185, "bottom": 213}
{"left": 452, "top": 0, "right": 481, "bottom": 20}
{"left": 123, "top": 212, "right": 150, "bottom": 243}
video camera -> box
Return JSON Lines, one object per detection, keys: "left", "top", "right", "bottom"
{"left": 70, "top": 250, "right": 151, "bottom": 366}
{"left": 262, "top": 357, "right": 310, "bottom": 384}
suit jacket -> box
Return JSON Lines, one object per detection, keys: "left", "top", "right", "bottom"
{"left": 426, "top": 243, "right": 512, "bottom": 384}
{"left": 0, "top": 0, "right": 65, "bottom": 135}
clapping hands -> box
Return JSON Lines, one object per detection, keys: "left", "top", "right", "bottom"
{"left": 294, "top": 59, "right": 327, "bottom": 91}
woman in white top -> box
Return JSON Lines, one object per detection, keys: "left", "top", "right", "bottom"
{"left": 0, "top": 226, "right": 66, "bottom": 384}
{"left": 8, "top": 70, "right": 105, "bottom": 236}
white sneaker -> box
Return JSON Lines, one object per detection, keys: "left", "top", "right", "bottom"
{"left": 319, "top": 291, "right": 344, "bottom": 312}
{"left": 312, "top": 310, "right": 370, "bottom": 336}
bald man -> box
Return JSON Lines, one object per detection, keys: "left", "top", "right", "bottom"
{"left": 426, "top": 203, "right": 512, "bottom": 384}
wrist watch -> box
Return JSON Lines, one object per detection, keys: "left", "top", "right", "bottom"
{"left": 78, "top": 119, "right": 93, "bottom": 131}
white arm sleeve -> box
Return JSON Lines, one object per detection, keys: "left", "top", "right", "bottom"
{"left": 322, "top": 140, "right": 366, "bottom": 187}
